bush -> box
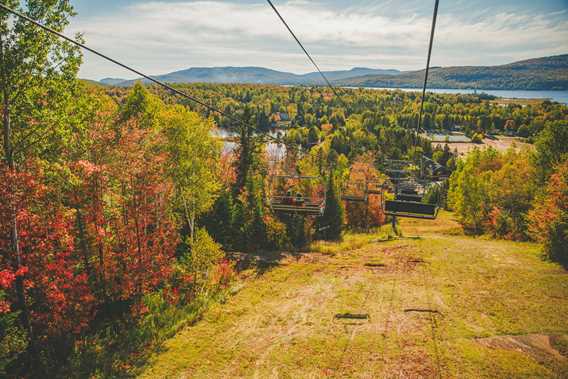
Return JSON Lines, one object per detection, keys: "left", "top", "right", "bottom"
{"left": 471, "top": 133, "right": 484, "bottom": 144}
{"left": 264, "top": 216, "right": 290, "bottom": 251}
{"left": 181, "top": 229, "right": 224, "bottom": 291}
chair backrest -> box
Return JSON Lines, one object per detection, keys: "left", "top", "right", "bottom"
{"left": 396, "top": 193, "right": 423, "bottom": 202}
{"left": 385, "top": 200, "right": 437, "bottom": 217}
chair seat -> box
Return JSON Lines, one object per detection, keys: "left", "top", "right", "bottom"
{"left": 385, "top": 200, "right": 438, "bottom": 219}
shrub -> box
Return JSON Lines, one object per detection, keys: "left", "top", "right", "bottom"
{"left": 471, "top": 133, "right": 484, "bottom": 144}
{"left": 264, "top": 216, "right": 290, "bottom": 251}
{"left": 182, "top": 229, "right": 224, "bottom": 291}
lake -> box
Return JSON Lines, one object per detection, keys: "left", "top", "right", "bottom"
{"left": 358, "top": 87, "right": 568, "bottom": 105}
{"left": 211, "top": 128, "right": 287, "bottom": 159}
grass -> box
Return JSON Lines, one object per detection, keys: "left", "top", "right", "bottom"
{"left": 309, "top": 228, "right": 393, "bottom": 255}
{"left": 138, "top": 211, "right": 568, "bottom": 378}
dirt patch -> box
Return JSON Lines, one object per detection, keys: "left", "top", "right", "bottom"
{"left": 476, "top": 334, "right": 568, "bottom": 363}
{"left": 383, "top": 346, "right": 438, "bottom": 379}
{"left": 433, "top": 136, "right": 530, "bottom": 156}
{"left": 380, "top": 245, "right": 407, "bottom": 255}
{"left": 383, "top": 254, "right": 425, "bottom": 274}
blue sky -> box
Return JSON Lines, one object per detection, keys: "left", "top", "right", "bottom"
{"left": 67, "top": 0, "right": 568, "bottom": 80}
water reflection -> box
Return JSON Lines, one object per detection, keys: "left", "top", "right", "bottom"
{"left": 211, "top": 128, "right": 287, "bottom": 160}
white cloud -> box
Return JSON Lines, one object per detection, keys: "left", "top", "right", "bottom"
{"left": 69, "top": 0, "right": 568, "bottom": 80}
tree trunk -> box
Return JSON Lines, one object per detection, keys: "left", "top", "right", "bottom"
{"left": 183, "top": 197, "right": 194, "bottom": 242}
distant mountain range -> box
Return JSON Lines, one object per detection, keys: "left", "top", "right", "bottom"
{"left": 101, "top": 67, "right": 399, "bottom": 87}
{"left": 99, "top": 54, "right": 568, "bottom": 90}
{"left": 337, "top": 54, "right": 568, "bottom": 90}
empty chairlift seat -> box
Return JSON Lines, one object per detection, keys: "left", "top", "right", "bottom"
{"left": 385, "top": 200, "right": 438, "bottom": 220}
{"left": 396, "top": 193, "right": 423, "bottom": 202}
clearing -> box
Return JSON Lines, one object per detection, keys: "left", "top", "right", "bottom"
{"left": 140, "top": 212, "right": 568, "bottom": 378}
{"left": 433, "top": 136, "right": 531, "bottom": 156}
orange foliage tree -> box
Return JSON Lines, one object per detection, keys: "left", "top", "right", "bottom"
{"left": 344, "top": 155, "right": 386, "bottom": 230}
{"left": 528, "top": 160, "right": 568, "bottom": 263}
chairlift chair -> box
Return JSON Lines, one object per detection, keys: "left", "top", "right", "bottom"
{"left": 341, "top": 179, "right": 368, "bottom": 202}
{"left": 384, "top": 199, "right": 439, "bottom": 220}
{"left": 383, "top": 164, "right": 440, "bottom": 220}
{"left": 269, "top": 175, "right": 326, "bottom": 216}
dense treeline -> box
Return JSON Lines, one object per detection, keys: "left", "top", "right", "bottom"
{"left": 2, "top": 1, "right": 568, "bottom": 377}
{"left": 146, "top": 82, "right": 568, "bottom": 141}
{"left": 448, "top": 120, "right": 568, "bottom": 261}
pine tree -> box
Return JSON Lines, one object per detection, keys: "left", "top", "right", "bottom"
{"left": 204, "top": 190, "right": 236, "bottom": 250}
{"left": 317, "top": 174, "right": 343, "bottom": 241}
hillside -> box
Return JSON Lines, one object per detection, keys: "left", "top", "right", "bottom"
{"left": 102, "top": 67, "right": 400, "bottom": 87}
{"left": 138, "top": 212, "right": 568, "bottom": 378}
{"left": 338, "top": 54, "right": 568, "bottom": 90}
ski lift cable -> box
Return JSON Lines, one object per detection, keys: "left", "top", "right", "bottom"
{"left": 0, "top": 2, "right": 322, "bottom": 152}
{"left": 0, "top": 3, "right": 246, "bottom": 127}
{"left": 416, "top": 0, "right": 440, "bottom": 135}
{"left": 265, "top": 0, "right": 348, "bottom": 108}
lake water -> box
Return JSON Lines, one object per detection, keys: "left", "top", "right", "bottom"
{"left": 358, "top": 87, "right": 568, "bottom": 105}
{"left": 211, "top": 128, "right": 287, "bottom": 159}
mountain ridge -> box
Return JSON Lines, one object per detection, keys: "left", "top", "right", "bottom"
{"left": 337, "top": 54, "right": 568, "bottom": 90}
{"left": 103, "top": 66, "right": 400, "bottom": 87}
{"left": 98, "top": 54, "right": 568, "bottom": 90}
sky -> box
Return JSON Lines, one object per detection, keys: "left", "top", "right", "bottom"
{"left": 67, "top": 0, "right": 568, "bottom": 80}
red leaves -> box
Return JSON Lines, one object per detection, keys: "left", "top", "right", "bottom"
{"left": 69, "top": 117, "right": 179, "bottom": 306}
{"left": 0, "top": 270, "right": 16, "bottom": 289}
{"left": 0, "top": 164, "right": 95, "bottom": 337}
{"left": 211, "top": 259, "right": 235, "bottom": 288}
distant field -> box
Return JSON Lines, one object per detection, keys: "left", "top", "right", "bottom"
{"left": 434, "top": 136, "right": 531, "bottom": 156}
{"left": 139, "top": 212, "right": 568, "bottom": 378}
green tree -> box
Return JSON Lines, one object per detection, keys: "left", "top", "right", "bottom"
{"left": 533, "top": 120, "right": 568, "bottom": 184}
{"left": 448, "top": 149, "right": 494, "bottom": 232}
{"left": 181, "top": 228, "right": 224, "bottom": 292}
{"left": 203, "top": 190, "right": 236, "bottom": 250}
{"left": 163, "top": 105, "right": 221, "bottom": 241}
{"left": 317, "top": 174, "right": 343, "bottom": 241}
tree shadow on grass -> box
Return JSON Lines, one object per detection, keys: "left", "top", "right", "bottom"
{"left": 228, "top": 249, "right": 308, "bottom": 276}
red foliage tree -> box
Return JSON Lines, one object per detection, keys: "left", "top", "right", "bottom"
{"left": 69, "top": 119, "right": 179, "bottom": 309}
{"left": 0, "top": 164, "right": 95, "bottom": 338}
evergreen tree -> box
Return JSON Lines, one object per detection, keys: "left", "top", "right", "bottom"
{"left": 203, "top": 190, "right": 235, "bottom": 250}
{"left": 317, "top": 174, "right": 343, "bottom": 241}
{"left": 244, "top": 175, "right": 267, "bottom": 250}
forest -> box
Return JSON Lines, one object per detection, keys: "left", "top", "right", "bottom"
{"left": 1, "top": 1, "right": 568, "bottom": 377}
